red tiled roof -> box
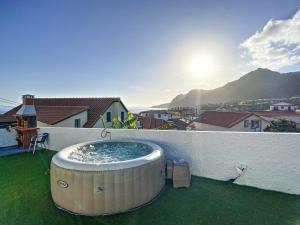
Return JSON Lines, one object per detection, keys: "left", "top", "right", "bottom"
{"left": 253, "top": 111, "right": 300, "bottom": 118}
{"left": 0, "top": 105, "right": 22, "bottom": 123}
{"left": 36, "top": 106, "right": 88, "bottom": 125}
{"left": 191, "top": 111, "right": 253, "bottom": 128}
{"left": 140, "top": 117, "right": 170, "bottom": 129}
{"left": 0, "top": 98, "right": 126, "bottom": 127}
{"left": 169, "top": 119, "right": 188, "bottom": 130}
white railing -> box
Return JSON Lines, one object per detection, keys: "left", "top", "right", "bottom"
{"left": 39, "top": 127, "right": 300, "bottom": 195}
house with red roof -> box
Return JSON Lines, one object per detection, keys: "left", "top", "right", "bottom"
{"left": 137, "top": 117, "right": 170, "bottom": 129}
{"left": 0, "top": 95, "right": 128, "bottom": 128}
{"left": 188, "top": 111, "right": 270, "bottom": 132}
{"left": 135, "top": 116, "right": 188, "bottom": 130}
{"left": 253, "top": 110, "right": 300, "bottom": 129}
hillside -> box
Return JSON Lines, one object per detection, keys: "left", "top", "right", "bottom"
{"left": 167, "top": 68, "right": 300, "bottom": 108}
{"left": 151, "top": 102, "right": 170, "bottom": 108}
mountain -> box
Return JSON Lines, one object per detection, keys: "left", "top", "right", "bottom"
{"left": 151, "top": 102, "right": 170, "bottom": 108}
{"left": 167, "top": 68, "right": 300, "bottom": 108}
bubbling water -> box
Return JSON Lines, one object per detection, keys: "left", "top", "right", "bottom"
{"left": 68, "top": 142, "right": 153, "bottom": 163}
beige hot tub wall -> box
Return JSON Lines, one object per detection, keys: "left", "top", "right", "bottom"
{"left": 51, "top": 155, "right": 165, "bottom": 215}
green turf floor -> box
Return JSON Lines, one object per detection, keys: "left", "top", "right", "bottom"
{"left": 0, "top": 151, "right": 300, "bottom": 225}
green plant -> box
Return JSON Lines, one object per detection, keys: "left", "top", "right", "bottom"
{"left": 264, "top": 119, "right": 300, "bottom": 133}
{"left": 99, "top": 115, "right": 106, "bottom": 128}
{"left": 112, "top": 112, "right": 137, "bottom": 129}
{"left": 157, "top": 122, "right": 173, "bottom": 130}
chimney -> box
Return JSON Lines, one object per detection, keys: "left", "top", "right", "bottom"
{"left": 15, "top": 94, "right": 38, "bottom": 148}
{"left": 16, "top": 94, "right": 36, "bottom": 116}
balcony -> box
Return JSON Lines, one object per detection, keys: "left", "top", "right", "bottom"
{"left": 0, "top": 127, "right": 300, "bottom": 224}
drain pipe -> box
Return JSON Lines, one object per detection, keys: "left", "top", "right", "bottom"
{"left": 99, "top": 115, "right": 111, "bottom": 140}
{"left": 101, "top": 128, "right": 111, "bottom": 140}
{"left": 225, "top": 163, "right": 247, "bottom": 184}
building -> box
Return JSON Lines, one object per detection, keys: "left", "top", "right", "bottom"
{"left": 254, "top": 110, "right": 300, "bottom": 128}
{"left": 270, "top": 102, "right": 297, "bottom": 111}
{"left": 136, "top": 116, "right": 171, "bottom": 129}
{"left": 139, "top": 110, "right": 181, "bottom": 121}
{"left": 135, "top": 115, "right": 188, "bottom": 130}
{"left": 0, "top": 95, "right": 128, "bottom": 128}
{"left": 188, "top": 111, "right": 270, "bottom": 132}
{"left": 168, "top": 118, "right": 189, "bottom": 130}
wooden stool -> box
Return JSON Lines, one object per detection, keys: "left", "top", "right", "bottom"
{"left": 173, "top": 160, "right": 191, "bottom": 188}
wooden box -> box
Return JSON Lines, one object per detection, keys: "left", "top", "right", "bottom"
{"left": 173, "top": 161, "right": 191, "bottom": 188}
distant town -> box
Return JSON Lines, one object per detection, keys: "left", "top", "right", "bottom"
{"left": 1, "top": 94, "right": 299, "bottom": 133}
{"left": 140, "top": 96, "right": 300, "bottom": 132}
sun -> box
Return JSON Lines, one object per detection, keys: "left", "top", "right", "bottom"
{"left": 189, "top": 57, "right": 212, "bottom": 76}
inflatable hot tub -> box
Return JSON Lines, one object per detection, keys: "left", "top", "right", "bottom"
{"left": 50, "top": 139, "right": 165, "bottom": 215}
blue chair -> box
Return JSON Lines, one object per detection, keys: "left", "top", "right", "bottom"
{"left": 28, "top": 133, "right": 49, "bottom": 154}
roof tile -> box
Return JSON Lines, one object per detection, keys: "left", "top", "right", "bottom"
{"left": 192, "top": 111, "right": 252, "bottom": 128}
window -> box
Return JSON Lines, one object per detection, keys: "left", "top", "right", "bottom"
{"left": 106, "top": 112, "right": 111, "bottom": 122}
{"left": 74, "top": 119, "right": 81, "bottom": 128}
{"left": 244, "top": 120, "right": 249, "bottom": 128}
{"left": 121, "top": 112, "right": 125, "bottom": 122}
{"left": 251, "top": 120, "right": 260, "bottom": 129}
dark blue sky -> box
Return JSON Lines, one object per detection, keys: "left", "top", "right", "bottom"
{"left": 0, "top": 0, "right": 299, "bottom": 106}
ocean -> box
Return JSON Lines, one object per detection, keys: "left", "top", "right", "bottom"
{"left": 128, "top": 106, "right": 167, "bottom": 114}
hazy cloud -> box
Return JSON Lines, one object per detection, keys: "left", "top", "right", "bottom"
{"left": 240, "top": 10, "right": 300, "bottom": 70}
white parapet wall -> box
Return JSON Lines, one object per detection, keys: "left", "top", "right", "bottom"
{"left": 39, "top": 127, "right": 300, "bottom": 195}
{"left": 0, "top": 128, "right": 17, "bottom": 148}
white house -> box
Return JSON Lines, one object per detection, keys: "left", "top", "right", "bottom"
{"left": 139, "top": 110, "right": 181, "bottom": 121}
{"left": 270, "top": 102, "right": 297, "bottom": 112}
{"left": 188, "top": 111, "right": 270, "bottom": 132}
{"left": 0, "top": 95, "right": 128, "bottom": 128}
{"left": 254, "top": 110, "right": 300, "bottom": 129}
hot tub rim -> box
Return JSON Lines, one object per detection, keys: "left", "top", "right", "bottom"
{"left": 51, "top": 139, "right": 164, "bottom": 171}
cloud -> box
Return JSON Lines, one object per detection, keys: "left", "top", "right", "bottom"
{"left": 240, "top": 10, "right": 300, "bottom": 70}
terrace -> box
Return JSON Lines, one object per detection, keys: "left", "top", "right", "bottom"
{"left": 1, "top": 127, "right": 300, "bottom": 225}
{"left": 1, "top": 151, "right": 300, "bottom": 225}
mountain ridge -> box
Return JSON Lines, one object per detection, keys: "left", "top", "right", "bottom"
{"left": 151, "top": 102, "right": 170, "bottom": 108}
{"left": 155, "top": 68, "right": 300, "bottom": 108}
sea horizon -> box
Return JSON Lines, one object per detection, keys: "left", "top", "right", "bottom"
{"left": 128, "top": 106, "right": 168, "bottom": 114}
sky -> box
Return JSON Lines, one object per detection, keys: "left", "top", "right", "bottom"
{"left": 0, "top": 0, "right": 300, "bottom": 107}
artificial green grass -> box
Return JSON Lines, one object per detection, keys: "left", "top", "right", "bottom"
{"left": 0, "top": 151, "right": 300, "bottom": 225}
